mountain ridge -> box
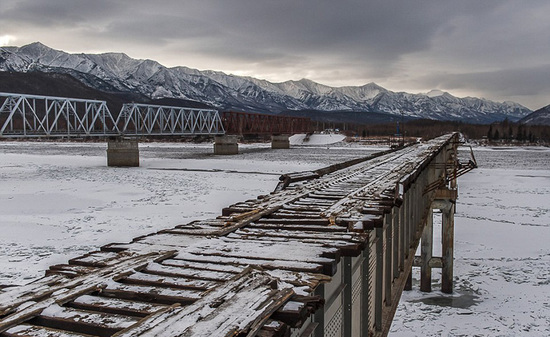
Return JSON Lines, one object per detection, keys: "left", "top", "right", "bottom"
{"left": 520, "top": 104, "right": 550, "bottom": 125}
{"left": 0, "top": 42, "right": 532, "bottom": 123}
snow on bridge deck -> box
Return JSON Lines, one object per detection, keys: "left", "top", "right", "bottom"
{"left": 0, "top": 133, "right": 463, "bottom": 337}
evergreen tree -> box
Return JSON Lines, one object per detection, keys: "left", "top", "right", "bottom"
{"left": 516, "top": 124, "right": 523, "bottom": 142}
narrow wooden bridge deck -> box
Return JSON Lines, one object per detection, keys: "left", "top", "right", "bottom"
{"left": 0, "top": 133, "right": 471, "bottom": 337}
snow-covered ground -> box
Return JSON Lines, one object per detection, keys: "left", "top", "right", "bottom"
{"left": 1, "top": 141, "right": 549, "bottom": 336}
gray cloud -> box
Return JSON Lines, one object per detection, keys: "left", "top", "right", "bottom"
{"left": 1, "top": 0, "right": 548, "bottom": 109}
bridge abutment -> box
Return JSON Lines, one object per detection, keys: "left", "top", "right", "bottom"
{"left": 214, "top": 135, "right": 239, "bottom": 155}
{"left": 106, "top": 138, "right": 139, "bottom": 167}
{"left": 271, "top": 134, "right": 290, "bottom": 149}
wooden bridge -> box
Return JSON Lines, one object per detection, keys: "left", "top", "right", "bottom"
{"left": 0, "top": 133, "right": 475, "bottom": 337}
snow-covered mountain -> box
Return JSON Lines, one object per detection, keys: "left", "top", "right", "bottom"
{"left": 520, "top": 104, "right": 550, "bottom": 125}
{"left": 0, "top": 42, "right": 532, "bottom": 123}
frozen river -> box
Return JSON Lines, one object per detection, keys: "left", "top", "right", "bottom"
{"left": 0, "top": 140, "right": 549, "bottom": 336}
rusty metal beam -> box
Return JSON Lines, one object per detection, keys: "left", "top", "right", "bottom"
{"left": 221, "top": 111, "right": 311, "bottom": 135}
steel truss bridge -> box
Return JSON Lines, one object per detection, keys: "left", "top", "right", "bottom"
{"left": 221, "top": 110, "right": 311, "bottom": 135}
{"left": 0, "top": 93, "right": 225, "bottom": 138}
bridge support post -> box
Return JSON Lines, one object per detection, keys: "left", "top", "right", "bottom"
{"left": 433, "top": 188, "right": 457, "bottom": 294}
{"left": 214, "top": 135, "right": 239, "bottom": 155}
{"left": 404, "top": 267, "right": 412, "bottom": 291}
{"left": 420, "top": 209, "right": 433, "bottom": 292}
{"left": 442, "top": 202, "right": 455, "bottom": 294}
{"left": 107, "top": 138, "right": 139, "bottom": 167}
{"left": 271, "top": 134, "right": 290, "bottom": 149}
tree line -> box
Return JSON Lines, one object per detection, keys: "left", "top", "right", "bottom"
{"left": 313, "top": 119, "right": 550, "bottom": 144}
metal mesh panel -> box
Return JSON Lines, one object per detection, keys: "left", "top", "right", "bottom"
{"left": 325, "top": 304, "right": 343, "bottom": 337}
{"left": 352, "top": 276, "right": 362, "bottom": 304}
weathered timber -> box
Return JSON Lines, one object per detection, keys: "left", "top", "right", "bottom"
{"left": 1, "top": 324, "right": 96, "bottom": 337}
{"left": 68, "top": 295, "right": 168, "bottom": 317}
{"left": 28, "top": 305, "right": 138, "bottom": 337}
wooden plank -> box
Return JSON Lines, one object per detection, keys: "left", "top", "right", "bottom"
{"left": 174, "top": 219, "right": 226, "bottom": 229}
{"left": 1, "top": 324, "right": 95, "bottom": 337}
{"left": 270, "top": 301, "right": 308, "bottom": 328}
{"left": 120, "top": 272, "right": 219, "bottom": 291}
{"left": 143, "top": 263, "right": 237, "bottom": 282}
{"left": 69, "top": 295, "right": 167, "bottom": 317}
{"left": 230, "top": 232, "right": 366, "bottom": 257}
{"left": 28, "top": 304, "right": 138, "bottom": 337}
{"left": 264, "top": 270, "right": 330, "bottom": 290}
{"left": 168, "top": 252, "right": 330, "bottom": 275}
{"left": 271, "top": 209, "right": 322, "bottom": 217}
{"left": 256, "top": 320, "right": 291, "bottom": 337}
{"left": 46, "top": 265, "right": 100, "bottom": 278}
{"left": 101, "top": 281, "right": 203, "bottom": 305}
{"left": 282, "top": 204, "right": 325, "bottom": 212}
{"left": 158, "top": 260, "right": 243, "bottom": 278}
{"left": 0, "top": 252, "right": 172, "bottom": 333}
{"left": 257, "top": 218, "right": 331, "bottom": 225}
{"left": 235, "top": 228, "right": 366, "bottom": 243}
{"left": 68, "top": 252, "right": 120, "bottom": 268}
{"left": 248, "top": 222, "right": 347, "bottom": 233}
{"left": 113, "top": 268, "right": 294, "bottom": 337}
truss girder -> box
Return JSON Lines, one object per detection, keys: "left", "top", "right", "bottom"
{"left": 115, "top": 103, "right": 225, "bottom": 136}
{"left": 221, "top": 111, "right": 311, "bottom": 135}
{"left": 0, "top": 93, "right": 118, "bottom": 137}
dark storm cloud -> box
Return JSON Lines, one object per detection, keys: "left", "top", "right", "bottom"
{"left": 1, "top": 0, "right": 123, "bottom": 26}
{"left": 1, "top": 0, "right": 549, "bottom": 109}
{"left": 430, "top": 64, "right": 550, "bottom": 103}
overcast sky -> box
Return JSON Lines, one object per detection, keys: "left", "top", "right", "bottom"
{"left": 1, "top": 0, "right": 548, "bottom": 110}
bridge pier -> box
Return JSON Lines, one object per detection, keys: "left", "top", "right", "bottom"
{"left": 441, "top": 197, "right": 456, "bottom": 294}
{"left": 106, "top": 138, "right": 139, "bottom": 167}
{"left": 271, "top": 134, "right": 290, "bottom": 149}
{"left": 420, "top": 209, "right": 433, "bottom": 292}
{"left": 214, "top": 135, "right": 239, "bottom": 155}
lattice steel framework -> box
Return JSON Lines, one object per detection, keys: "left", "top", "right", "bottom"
{"left": 0, "top": 93, "right": 117, "bottom": 137}
{"left": 116, "top": 103, "right": 225, "bottom": 136}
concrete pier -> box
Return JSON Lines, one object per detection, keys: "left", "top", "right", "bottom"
{"left": 271, "top": 134, "right": 290, "bottom": 149}
{"left": 214, "top": 135, "right": 239, "bottom": 155}
{"left": 107, "top": 138, "right": 139, "bottom": 167}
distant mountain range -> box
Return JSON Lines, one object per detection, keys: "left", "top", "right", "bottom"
{"left": 520, "top": 104, "right": 550, "bottom": 125}
{"left": 0, "top": 42, "right": 535, "bottom": 124}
